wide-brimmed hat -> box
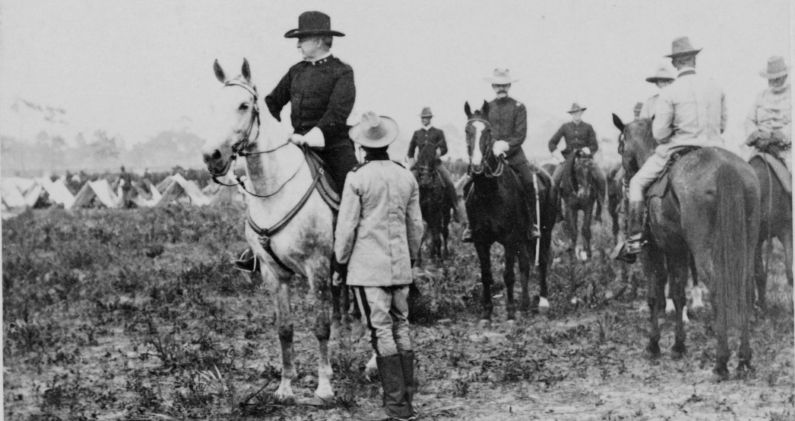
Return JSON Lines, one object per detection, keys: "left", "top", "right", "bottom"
{"left": 665, "top": 36, "right": 701, "bottom": 58}
{"left": 485, "top": 68, "right": 518, "bottom": 85}
{"left": 645, "top": 64, "right": 675, "bottom": 83}
{"left": 349, "top": 111, "right": 399, "bottom": 148}
{"left": 760, "top": 56, "right": 789, "bottom": 79}
{"left": 567, "top": 102, "right": 587, "bottom": 114}
{"left": 419, "top": 107, "right": 433, "bottom": 118}
{"left": 284, "top": 11, "right": 345, "bottom": 38}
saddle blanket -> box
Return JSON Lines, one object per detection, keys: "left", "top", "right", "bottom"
{"left": 750, "top": 152, "right": 792, "bottom": 195}
{"left": 645, "top": 146, "right": 700, "bottom": 199}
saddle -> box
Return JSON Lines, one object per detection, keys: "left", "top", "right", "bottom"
{"left": 304, "top": 148, "right": 341, "bottom": 212}
{"left": 645, "top": 146, "right": 700, "bottom": 199}
{"left": 750, "top": 151, "right": 792, "bottom": 195}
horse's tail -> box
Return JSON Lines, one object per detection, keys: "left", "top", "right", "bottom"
{"left": 713, "top": 164, "right": 754, "bottom": 330}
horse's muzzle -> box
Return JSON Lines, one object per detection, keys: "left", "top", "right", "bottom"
{"left": 203, "top": 150, "right": 233, "bottom": 176}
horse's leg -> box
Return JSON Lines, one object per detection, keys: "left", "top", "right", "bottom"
{"left": 753, "top": 238, "right": 767, "bottom": 312}
{"left": 641, "top": 244, "right": 666, "bottom": 357}
{"left": 475, "top": 242, "right": 494, "bottom": 321}
{"left": 580, "top": 203, "right": 593, "bottom": 260}
{"left": 272, "top": 278, "right": 297, "bottom": 402}
{"left": 536, "top": 226, "right": 551, "bottom": 312}
{"left": 567, "top": 206, "right": 579, "bottom": 257}
{"left": 781, "top": 228, "right": 793, "bottom": 287}
{"left": 308, "top": 265, "right": 334, "bottom": 401}
{"left": 504, "top": 245, "right": 517, "bottom": 320}
{"left": 518, "top": 242, "right": 533, "bottom": 314}
{"left": 442, "top": 212, "right": 450, "bottom": 258}
{"left": 669, "top": 251, "right": 689, "bottom": 358}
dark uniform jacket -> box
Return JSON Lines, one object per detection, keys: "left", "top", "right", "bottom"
{"left": 407, "top": 127, "right": 447, "bottom": 159}
{"left": 264, "top": 55, "right": 355, "bottom": 150}
{"left": 487, "top": 96, "right": 529, "bottom": 166}
{"left": 547, "top": 121, "right": 599, "bottom": 157}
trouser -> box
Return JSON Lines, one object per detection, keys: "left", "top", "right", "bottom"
{"left": 510, "top": 160, "right": 539, "bottom": 225}
{"left": 354, "top": 285, "right": 412, "bottom": 357}
{"left": 412, "top": 165, "right": 468, "bottom": 224}
{"left": 314, "top": 142, "right": 358, "bottom": 193}
{"left": 628, "top": 150, "right": 668, "bottom": 202}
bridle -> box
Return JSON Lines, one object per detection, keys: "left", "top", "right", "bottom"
{"left": 466, "top": 117, "right": 505, "bottom": 178}
{"left": 211, "top": 79, "right": 302, "bottom": 198}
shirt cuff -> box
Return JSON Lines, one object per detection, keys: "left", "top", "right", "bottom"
{"left": 304, "top": 127, "right": 325, "bottom": 148}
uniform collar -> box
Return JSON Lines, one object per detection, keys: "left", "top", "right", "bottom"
{"left": 365, "top": 150, "right": 390, "bottom": 161}
{"left": 677, "top": 67, "right": 696, "bottom": 77}
{"left": 307, "top": 52, "right": 333, "bottom": 66}
{"left": 422, "top": 124, "right": 434, "bottom": 131}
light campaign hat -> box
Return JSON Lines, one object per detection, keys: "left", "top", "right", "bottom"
{"left": 419, "top": 107, "right": 433, "bottom": 118}
{"left": 665, "top": 36, "right": 702, "bottom": 58}
{"left": 349, "top": 111, "right": 399, "bottom": 148}
{"left": 485, "top": 68, "right": 518, "bottom": 84}
{"left": 760, "top": 56, "right": 789, "bottom": 79}
{"left": 645, "top": 64, "right": 675, "bottom": 83}
{"left": 567, "top": 102, "right": 587, "bottom": 113}
{"left": 284, "top": 11, "right": 345, "bottom": 38}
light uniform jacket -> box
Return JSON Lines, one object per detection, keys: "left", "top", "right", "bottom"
{"left": 652, "top": 68, "right": 727, "bottom": 154}
{"left": 334, "top": 158, "right": 423, "bottom": 287}
{"left": 745, "top": 84, "right": 791, "bottom": 144}
{"left": 639, "top": 94, "right": 660, "bottom": 120}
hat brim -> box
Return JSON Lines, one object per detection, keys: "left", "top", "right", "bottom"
{"left": 760, "top": 67, "right": 789, "bottom": 79}
{"left": 420, "top": 113, "right": 433, "bottom": 118}
{"left": 568, "top": 108, "right": 587, "bottom": 113}
{"left": 284, "top": 29, "right": 345, "bottom": 38}
{"left": 349, "top": 116, "right": 399, "bottom": 148}
{"left": 665, "top": 48, "right": 701, "bottom": 58}
{"left": 485, "top": 77, "right": 518, "bottom": 84}
{"left": 646, "top": 76, "right": 674, "bottom": 83}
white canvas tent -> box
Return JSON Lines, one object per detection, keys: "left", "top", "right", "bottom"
{"left": 1, "top": 178, "right": 29, "bottom": 209}
{"left": 36, "top": 177, "right": 76, "bottom": 208}
{"left": 155, "top": 174, "right": 211, "bottom": 207}
{"left": 131, "top": 180, "right": 162, "bottom": 208}
{"left": 69, "top": 179, "right": 122, "bottom": 209}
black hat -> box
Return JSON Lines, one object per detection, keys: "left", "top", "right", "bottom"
{"left": 284, "top": 11, "right": 345, "bottom": 38}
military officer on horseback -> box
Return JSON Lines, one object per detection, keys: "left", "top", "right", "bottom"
{"left": 617, "top": 36, "right": 728, "bottom": 262}
{"left": 745, "top": 55, "right": 791, "bottom": 169}
{"left": 407, "top": 107, "right": 469, "bottom": 237}
{"left": 235, "top": 10, "right": 357, "bottom": 272}
{"left": 481, "top": 68, "right": 540, "bottom": 240}
{"left": 547, "top": 102, "right": 607, "bottom": 207}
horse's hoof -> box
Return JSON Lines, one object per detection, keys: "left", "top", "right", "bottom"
{"left": 665, "top": 299, "right": 675, "bottom": 315}
{"left": 712, "top": 365, "right": 730, "bottom": 382}
{"left": 578, "top": 250, "right": 589, "bottom": 261}
{"left": 314, "top": 390, "right": 335, "bottom": 405}
{"left": 645, "top": 342, "right": 661, "bottom": 358}
{"left": 478, "top": 319, "right": 491, "bottom": 328}
{"left": 274, "top": 385, "right": 296, "bottom": 403}
{"left": 364, "top": 354, "right": 378, "bottom": 381}
{"left": 537, "top": 297, "right": 550, "bottom": 313}
{"left": 736, "top": 360, "right": 755, "bottom": 379}
{"left": 671, "top": 343, "right": 687, "bottom": 359}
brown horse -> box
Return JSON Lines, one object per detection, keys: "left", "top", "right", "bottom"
{"left": 559, "top": 150, "right": 603, "bottom": 260}
{"left": 414, "top": 143, "right": 453, "bottom": 265}
{"left": 464, "top": 101, "right": 557, "bottom": 321}
{"left": 612, "top": 115, "right": 760, "bottom": 379}
{"left": 749, "top": 147, "right": 793, "bottom": 310}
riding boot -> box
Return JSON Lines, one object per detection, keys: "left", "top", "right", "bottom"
{"left": 376, "top": 354, "right": 413, "bottom": 420}
{"left": 400, "top": 351, "right": 417, "bottom": 417}
{"left": 614, "top": 200, "right": 645, "bottom": 263}
{"left": 233, "top": 248, "right": 259, "bottom": 273}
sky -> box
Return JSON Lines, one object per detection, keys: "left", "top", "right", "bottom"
{"left": 0, "top": 0, "right": 791, "bottom": 163}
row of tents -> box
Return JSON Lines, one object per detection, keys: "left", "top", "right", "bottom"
{"left": 1, "top": 174, "right": 244, "bottom": 218}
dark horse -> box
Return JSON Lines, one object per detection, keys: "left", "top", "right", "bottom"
{"left": 464, "top": 101, "right": 557, "bottom": 321}
{"left": 414, "top": 143, "right": 453, "bottom": 265}
{"left": 749, "top": 144, "right": 793, "bottom": 310}
{"left": 559, "top": 150, "right": 604, "bottom": 260}
{"left": 613, "top": 115, "right": 760, "bottom": 378}
{"left": 606, "top": 163, "right": 624, "bottom": 242}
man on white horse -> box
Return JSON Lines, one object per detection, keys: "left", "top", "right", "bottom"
{"left": 745, "top": 55, "right": 791, "bottom": 169}
{"left": 335, "top": 112, "right": 423, "bottom": 421}
{"left": 235, "top": 10, "right": 358, "bottom": 272}
{"left": 639, "top": 64, "right": 675, "bottom": 119}
{"left": 616, "top": 36, "right": 727, "bottom": 262}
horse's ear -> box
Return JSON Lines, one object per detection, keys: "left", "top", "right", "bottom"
{"left": 241, "top": 58, "right": 251, "bottom": 83}
{"left": 464, "top": 102, "right": 472, "bottom": 119}
{"left": 481, "top": 100, "right": 489, "bottom": 117}
{"left": 213, "top": 59, "right": 226, "bottom": 84}
{"left": 612, "top": 113, "right": 625, "bottom": 132}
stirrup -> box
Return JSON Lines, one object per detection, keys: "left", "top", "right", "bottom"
{"left": 613, "top": 235, "right": 644, "bottom": 264}
{"left": 461, "top": 227, "right": 473, "bottom": 243}
{"left": 233, "top": 249, "right": 260, "bottom": 273}
{"left": 529, "top": 224, "right": 540, "bottom": 240}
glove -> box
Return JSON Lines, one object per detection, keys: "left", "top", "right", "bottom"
{"left": 581, "top": 147, "right": 592, "bottom": 156}
{"left": 492, "top": 140, "right": 510, "bottom": 157}
{"left": 436, "top": 148, "right": 442, "bottom": 158}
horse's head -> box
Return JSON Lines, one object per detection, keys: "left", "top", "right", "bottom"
{"left": 464, "top": 101, "right": 493, "bottom": 174}
{"left": 415, "top": 143, "right": 439, "bottom": 188}
{"left": 612, "top": 113, "right": 655, "bottom": 179}
{"left": 572, "top": 148, "right": 594, "bottom": 197}
{"left": 202, "top": 59, "right": 260, "bottom": 177}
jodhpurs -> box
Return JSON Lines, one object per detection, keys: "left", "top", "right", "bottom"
{"left": 354, "top": 285, "right": 412, "bottom": 357}
{"left": 628, "top": 150, "right": 669, "bottom": 202}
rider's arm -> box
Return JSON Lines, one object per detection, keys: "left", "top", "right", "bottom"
{"left": 407, "top": 131, "right": 418, "bottom": 159}
{"left": 437, "top": 129, "right": 448, "bottom": 157}
{"left": 334, "top": 175, "right": 362, "bottom": 265}
{"left": 314, "top": 65, "right": 356, "bottom": 149}
{"left": 264, "top": 68, "right": 293, "bottom": 121}
{"left": 548, "top": 125, "right": 564, "bottom": 153}
{"left": 587, "top": 124, "right": 599, "bottom": 153}
{"left": 652, "top": 91, "right": 674, "bottom": 143}
{"left": 744, "top": 95, "right": 762, "bottom": 144}
{"left": 504, "top": 103, "right": 527, "bottom": 150}
{"left": 405, "top": 178, "right": 423, "bottom": 262}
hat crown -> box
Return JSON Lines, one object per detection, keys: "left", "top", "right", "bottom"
{"left": 568, "top": 102, "right": 586, "bottom": 113}
{"left": 361, "top": 112, "right": 386, "bottom": 138}
{"left": 349, "top": 111, "right": 399, "bottom": 148}
{"left": 420, "top": 107, "right": 433, "bottom": 117}
{"left": 667, "top": 36, "right": 701, "bottom": 57}
{"left": 766, "top": 56, "right": 787, "bottom": 74}
{"left": 298, "top": 11, "right": 331, "bottom": 31}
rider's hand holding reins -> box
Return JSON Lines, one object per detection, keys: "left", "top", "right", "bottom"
{"left": 492, "top": 140, "right": 510, "bottom": 157}
{"left": 289, "top": 127, "right": 325, "bottom": 148}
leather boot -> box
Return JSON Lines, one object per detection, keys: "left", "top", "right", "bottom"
{"left": 400, "top": 351, "right": 417, "bottom": 417}
{"left": 614, "top": 200, "right": 645, "bottom": 263}
{"left": 233, "top": 248, "right": 259, "bottom": 273}
{"left": 376, "top": 354, "right": 413, "bottom": 420}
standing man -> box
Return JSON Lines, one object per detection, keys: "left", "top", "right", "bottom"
{"left": 745, "top": 55, "right": 791, "bottom": 168}
{"left": 548, "top": 102, "right": 607, "bottom": 197}
{"left": 616, "top": 36, "right": 727, "bottom": 262}
{"left": 335, "top": 112, "right": 423, "bottom": 421}
{"left": 639, "top": 64, "right": 675, "bottom": 119}
{"left": 235, "top": 11, "right": 358, "bottom": 272}
{"left": 407, "top": 106, "right": 469, "bottom": 235}
{"left": 485, "top": 68, "right": 540, "bottom": 240}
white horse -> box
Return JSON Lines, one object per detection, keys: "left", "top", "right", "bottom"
{"left": 202, "top": 59, "right": 338, "bottom": 402}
